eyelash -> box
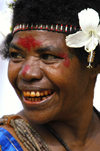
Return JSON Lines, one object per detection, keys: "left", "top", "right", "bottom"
{"left": 9, "top": 52, "right": 24, "bottom": 60}
{"left": 41, "top": 54, "right": 63, "bottom": 61}
{"left": 41, "top": 54, "right": 58, "bottom": 59}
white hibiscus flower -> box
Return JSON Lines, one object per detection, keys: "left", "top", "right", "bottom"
{"left": 66, "top": 8, "right": 100, "bottom": 52}
{"left": 65, "top": 8, "right": 100, "bottom": 68}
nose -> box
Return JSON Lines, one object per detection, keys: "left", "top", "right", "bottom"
{"left": 19, "top": 57, "right": 43, "bottom": 82}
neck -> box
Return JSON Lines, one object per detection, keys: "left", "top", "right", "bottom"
{"left": 66, "top": 104, "right": 94, "bottom": 142}
{"left": 49, "top": 81, "right": 96, "bottom": 144}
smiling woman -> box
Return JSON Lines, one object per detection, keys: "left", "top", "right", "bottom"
{"left": 0, "top": 0, "right": 100, "bottom": 151}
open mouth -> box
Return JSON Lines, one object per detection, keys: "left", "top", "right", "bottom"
{"left": 23, "top": 90, "right": 54, "bottom": 102}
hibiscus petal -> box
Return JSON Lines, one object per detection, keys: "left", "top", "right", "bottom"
{"left": 96, "top": 25, "right": 100, "bottom": 36}
{"left": 85, "top": 36, "right": 99, "bottom": 52}
{"left": 78, "top": 8, "right": 99, "bottom": 32}
{"left": 66, "top": 31, "right": 89, "bottom": 48}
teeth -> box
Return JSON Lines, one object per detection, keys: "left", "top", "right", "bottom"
{"left": 31, "top": 98, "right": 35, "bottom": 102}
{"left": 44, "top": 91, "right": 48, "bottom": 96}
{"left": 31, "top": 91, "right": 35, "bottom": 97}
{"left": 23, "top": 90, "right": 52, "bottom": 98}
{"left": 36, "top": 91, "right": 40, "bottom": 97}
{"left": 28, "top": 98, "right": 32, "bottom": 101}
{"left": 23, "top": 91, "right": 27, "bottom": 97}
{"left": 40, "top": 92, "right": 44, "bottom": 96}
{"left": 26, "top": 92, "right": 31, "bottom": 97}
{"left": 42, "top": 97, "right": 47, "bottom": 100}
{"left": 23, "top": 91, "right": 30, "bottom": 97}
{"left": 35, "top": 98, "right": 38, "bottom": 102}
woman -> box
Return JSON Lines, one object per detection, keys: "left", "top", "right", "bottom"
{"left": 0, "top": 0, "right": 100, "bottom": 150}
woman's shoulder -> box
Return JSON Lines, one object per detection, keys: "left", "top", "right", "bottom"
{"left": 0, "top": 115, "right": 27, "bottom": 151}
{"left": 0, "top": 114, "right": 48, "bottom": 151}
{"left": 0, "top": 115, "right": 23, "bottom": 136}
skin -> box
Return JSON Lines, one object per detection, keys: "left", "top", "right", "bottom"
{"left": 22, "top": 65, "right": 30, "bottom": 77}
{"left": 17, "top": 35, "right": 42, "bottom": 52}
{"left": 4, "top": 30, "right": 100, "bottom": 151}
{"left": 58, "top": 53, "right": 70, "bottom": 67}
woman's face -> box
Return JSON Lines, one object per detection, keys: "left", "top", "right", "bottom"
{"left": 8, "top": 30, "right": 90, "bottom": 124}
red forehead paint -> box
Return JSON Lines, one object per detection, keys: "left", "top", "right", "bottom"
{"left": 59, "top": 53, "right": 70, "bottom": 67}
{"left": 18, "top": 35, "right": 41, "bottom": 52}
{"left": 22, "top": 65, "right": 30, "bottom": 76}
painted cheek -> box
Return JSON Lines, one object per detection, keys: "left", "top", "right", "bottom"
{"left": 17, "top": 35, "right": 42, "bottom": 52}
{"left": 22, "top": 65, "right": 30, "bottom": 76}
{"left": 58, "top": 53, "right": 70, "bottom": 68}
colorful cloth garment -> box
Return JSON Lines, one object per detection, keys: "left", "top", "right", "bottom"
{"left": 0, "top": 127, "right": 23, "bottom": 151}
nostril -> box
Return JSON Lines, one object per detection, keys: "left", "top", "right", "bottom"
{"left": 22, "top": 78, "right": 41, "bottom": 83}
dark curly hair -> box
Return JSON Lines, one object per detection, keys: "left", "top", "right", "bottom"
{"left": 1, "top": 0, "right": 100, "bottom": 67}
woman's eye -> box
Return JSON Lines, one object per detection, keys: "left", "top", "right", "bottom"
{"left": 41, "top": 54, "right": 61, "bottom": 61}
{"left": 9, "top": 52, "right": 24, "bottom": 60}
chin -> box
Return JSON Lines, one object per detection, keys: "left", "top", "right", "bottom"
{"left": 23, "top": 107, "right": 60, "bottom": 125}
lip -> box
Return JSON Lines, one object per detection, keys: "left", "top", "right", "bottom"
{"left": 22, "top": 91, "right": 56, "bottom": 108}
{"left": 18, "top": 83, "right": 54, "bottom": 92}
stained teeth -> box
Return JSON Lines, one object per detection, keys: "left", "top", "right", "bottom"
{"left": 36, "top": 91, "right": 40, "bottom": 97}
{"left": 42, "top": 97, "right": 47, "bottom": 100}
{"left": 31, "top": 92, "right": 35, "bottom": 97}
{"left": 23, "top": 92, "right": 27, "bottom": 97}
{"left": 26, "top": 92, "right": 31, "bottom": 97}
{"left": 40, "top": 92, "right": 44, "bottom": 96}
{"left": 44, "top": 91, "right": 48, "bottom": 96}
{"left": 23, "top": 90, "right": 53, "bottom": 102}
{"left": 32, "top": 98, "right": 35, "bottom": 101}
{"left": 28, "top": 98, "right": 32, "bottom": 101}
{"left": 34, "top": 98, "right": 37, "bottom": 102}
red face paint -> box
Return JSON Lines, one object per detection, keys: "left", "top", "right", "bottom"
{"left": 58, "top": 53, "right": 70, "bottom": 67}
{"left": 18, "top": 35, "right": 41, "bottom": 52}
{"left": 22, "top": 65, "right": 30, "bottom": 76}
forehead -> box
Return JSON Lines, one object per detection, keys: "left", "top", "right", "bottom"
{"left": 11, "top": 30, "right": 66, "bottom": 48}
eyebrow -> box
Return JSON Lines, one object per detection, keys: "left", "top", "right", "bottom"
{"left": 9, "top": 43, "right": 61, "bottom": 54}
{"left": 37, "top": 46, "right": 61, "bottom": 54}
{"left": 9, "top": 43, "right": 24, "bottom": 52}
